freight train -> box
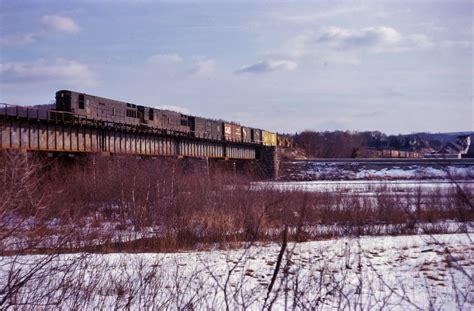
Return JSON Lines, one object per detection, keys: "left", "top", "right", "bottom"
{"left": 355, "top": 147, "right": 423, "bottom": 158}
{"left": 55, "top": 90, "right": 290, "bottom": 147}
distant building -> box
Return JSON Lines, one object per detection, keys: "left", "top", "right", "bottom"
{"left": 464, "top": 137, "right": 474, "bottom": 158}
{"left": 426, "top": 135, "right": 472, "bottom": 159}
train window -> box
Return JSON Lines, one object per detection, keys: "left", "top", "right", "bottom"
{"left": 180, "top": 119, "right": 188, "bottom": 126}
{"left": 112, "top": 108, "right": 115, "bottom": 116}
{"left": 99, "top": 102, "right": 105, "bottom": 106}
{"left": 126, "top": 109, "right": 137, "bottom": 118}
{"left": 78, "top": 94, "right": 85, "bottom": 109}
{"left": 149, "top": 109, "right": 154, "bottom": 120}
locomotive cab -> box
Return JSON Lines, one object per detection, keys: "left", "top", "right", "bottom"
{"left": 55, "top": 90, "right": 72, "bottom": 112}
{"left": 137, "top": 106, "right": 145, "bottom": 123}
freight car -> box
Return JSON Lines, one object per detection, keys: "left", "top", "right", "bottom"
{"left": 277, "top": 134, "right": 293, "bottom": 148}
{"left": 188, "top": 116, "right": 222, "bottom": 139}
{"left": 241, "top": 127, "right": 252, "bottom": 143}
{"left": 262, "top": 130, "right": 277, "bottom": 146}
{"left": 223, "top": 123, "right": 242, "bottom": 142}
{"left": 252, "top": 129, "right": 262, "bottom": 144}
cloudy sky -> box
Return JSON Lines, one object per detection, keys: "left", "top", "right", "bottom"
{"left": 0, "top": 0, "right": 472, "bottom": 134}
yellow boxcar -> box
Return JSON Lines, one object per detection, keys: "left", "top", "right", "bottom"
{"left": 262, "top": 130, "right": 277, "bottom": 146}
{"left": 271, "top": 132, "right": 277, "bottom": 146}
{"left": 277, "top": 134, "right": 293, "bottom": 147}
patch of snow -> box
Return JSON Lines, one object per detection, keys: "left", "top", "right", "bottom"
{"left": 1, "top": 233, "right": 472, "bottom": 309}
{"left": 257, "top": 180, "right": 474, "bottom": 195}
{"left": 281, "top": 162, "right": 474, "bottom": 181}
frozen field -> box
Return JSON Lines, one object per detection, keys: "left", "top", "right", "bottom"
{"left": 1, "top": 157, "right": 472, "bottom": 309}
{"left": 260, "top": 179, "right": 474, "bottom": 196}
{"left": 1, "top": 233, "right": 472, "bottom": 310}
{"left": 280, "top": 161, "right": 474, "bottom": 181}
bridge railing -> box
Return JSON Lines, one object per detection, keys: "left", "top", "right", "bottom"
{"left": 0, "top": 103, "right": 51, "bottom": 120}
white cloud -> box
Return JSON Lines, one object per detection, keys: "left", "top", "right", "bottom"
{"left": 1, "top": 15, "right": 80, "bottom": 47}
{"left": 41, "top": 15, "right": 80, "bottom": 34}
{"left": 315, "top": 26, "right": 402, "bottom": 49}
{"left": 189, "top": 58, "right": 215, "bottom": 76}
{"left": 315, "top": 28, "right": 468, "bottom": 52}
{"left": 0, "top": 33, "right": 37, "bottom": 47}
{"left": 280, "top": 26, "right": 443, "bottom": 63}
{"left": 157, "top": 105, "right": 190, "bottom": 114}
{"left": 0, "top": 59, "right": 98, "bottom": 88}
{"left": 236, "top": 59, "right": 297, "bottom": 74}
{"left": 148, "top": 53, "right": 183, "bottom": 64}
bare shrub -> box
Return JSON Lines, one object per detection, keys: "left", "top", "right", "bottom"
{"left": 0, "top": 151, "right": 87, "bottom": 308}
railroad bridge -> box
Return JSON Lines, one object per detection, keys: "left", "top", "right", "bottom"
{"left": 0, "top": 104, "right": 280, "bottom": 178}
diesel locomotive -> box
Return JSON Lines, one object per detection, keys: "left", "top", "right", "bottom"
{"left": 55, "top": 90, "right": 290, "bottom": 147}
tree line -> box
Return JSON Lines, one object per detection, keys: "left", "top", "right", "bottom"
{"left": 291, "top": 130, "right": 438, "bottom": 158}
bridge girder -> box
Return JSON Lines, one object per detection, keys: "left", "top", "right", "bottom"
{"left": 0, "top": 118, "right": 258, "bottom": 160}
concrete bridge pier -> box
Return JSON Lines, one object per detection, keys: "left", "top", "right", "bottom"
{"left": 207, "top": 147, "right": 281, "bottom": 180}
{"left": 257, "top": 146, "right": 281, "bottom": 179}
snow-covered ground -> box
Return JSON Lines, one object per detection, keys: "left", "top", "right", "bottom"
{"left": 2, "top": 160, "right": 472, "bottom": 309}
{"left": 281, "top": 161, "right": 474, "bottom": 181}
{"left": 1, "top": 233, "right": 472, "bottom": 310}
{"left": 258, "top": 179, "right": 474, "bottom": 195}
